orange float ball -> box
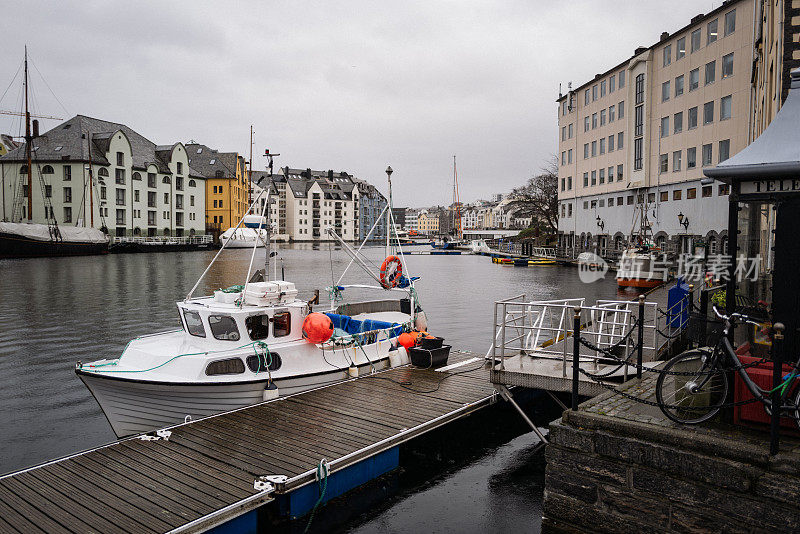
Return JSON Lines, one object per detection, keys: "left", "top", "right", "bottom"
{"left": 398, "top": 332, "right": 416, "bottom": 349}
{"left": 302, "top": 313, "right": 334, "bottom": 344}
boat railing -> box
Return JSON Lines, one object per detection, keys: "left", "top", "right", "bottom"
{"left": 490, "top": 295, "right": 660, "bottom": 380}
{"left": 112, "top": 235, "right": 214, "bottom": 245}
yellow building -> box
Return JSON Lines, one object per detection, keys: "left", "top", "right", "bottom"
{"left": 186, "top": 143, "right": 249, "bottom": 230}
{"left": 417, "top": 210, "right": 440, "bottom": 235}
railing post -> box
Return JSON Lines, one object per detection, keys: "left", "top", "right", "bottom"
{"left": 500, "top": 302, "right": 507, "bottom": 370}
{"left": 636, "top": 295, "right": 645, "bottom": 379}
{"left": 699, "top": 287, "right": 709, "bottom": 346}
{"left": 572, "top": 305, "right": 581, "bottom": 410}
{"left": 770, "top": 323, "right": 785, "bottom": 456}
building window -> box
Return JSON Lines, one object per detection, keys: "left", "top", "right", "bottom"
{"left": 618, "top": 101, "right": 624, "bottom": 119}
{"left": 592, "top": 113, "right": 597, "bottom": 129}
{"left": 688, "top": 107, "right": 698, "bottom": 129}
{"left": 634, "top": 105, "right": 643, "bottom": 136}
{"left": 584, "top": 143, "right": 589, "bottom": 159}
{"left": 177, "top": 162, "right": 183, "bottom": 175}
{"left": 176, "top": 194, "right": 183, "bottom": 210}
{"left": 592, "top": 84, "right": 598, "bottom": 101}
{"left": 63, "top": 207, "right": 72, "bottom": 223}
{"left": 148, "top": 173, "right": 156, "bottom": 188}
{"left": 618, "top": 70, "right": 626, "bottom": 88}
{"left": 164, "top": 193, "right": 170, "bottom": 204}
{"left": 719, "top": 139, "right": 730, "bottom": 162}
{"left": 660, "top": 191, "right": 669, "bottom": 202}
{"left": 719, "top": 184, "right": 729, "bottom": 196}
{"left": 63, "top": 166, "right": 71, "bottom": 181}
{"left": 219, "top": 199, "right": 223, "bottom": 208}
{"left": 148, "top": 191, "right": 156, "bottom": 207}
{"left": 567, "top": 176, "right": 572, "bottom": 190}
{"left": 703, "top": 101, "right": 714, "bottom": 124}
{"left": 600, "top": 80, "right": 606, "bottom": 97}
{"left": 116, "top": 188, "right": 125, "bottom": 206}
{"left": 608, "top": 135, "right": 615, "bottom": 152}
{"left": 163, "top": 176, "right": 171, "bottom": 184}
{"left": 687, "top": 188, "right": 697, "bottom": 200}
{"left": 568, "top": 123, "right": 573, "bottom": 138}
{"left": 176, "top": 177, "right": 183, "bottom": 191}
{"left": 660, "top": 117, "right": 669, "bottom": 137}
{"left": 599, "top": 169, "right": 605, "bottom": 184}
{"left": 116, "top": 209, "right": 125, "bottom": 225}
{"left": 720, "top": 95, "right": 732, "bottom": 120}
{"left": 687, "top": 147, "right": 697, "bottom": 169}
{"left": 674, "top": 111, "right": 683, "bottom": 133}
{"left": 115, "top": 168, "right": 125, "bottom": 185}
{"left": 617, "top": 132, "right": 624, "bottom": 149}
{"left": 691, "top": 28, "right": 701, "bottom": 52}
{"left": 724, "top": 9, "right": 736, "bottom": 36}
{"left": 608, "top": 166, "right": 614, "bottom": 181}
{"left": 568, "top": 149, "right": 573, "bottom": 163}
{"left": 634, "top": 138, "right": 643, "bottom": 171}
{"left": 100, "top": 186, "right": 107, "bottom": 200}
{"left": 707, "top": 19, "right": 718, "bottom": 44}
{"left": 591, "top": 171, "right": 596, "bottom": 186}
{"left": 583, "top": 116, "right": 590, "bottom": 132}
{"left": 62, "top": 186, "right": 71, "bottom": 203}
{"left": 675, "top": 75, "right": 684, "bottom": 97}
{"left": 673, "top": 189, "right": 682, "bottom": 201}
{"left": 673, "top": 150, "right": 682, "bottom": 171}
{"left": 610, "top": 75, "right": 616, "bottom": 92}
{"left": 561, "top": 151, "right": 566, "bottom": 166}
{"left": 648, "top": 193, "right": 655, "bottom": 203}
{"left": 600, "top": 109, "right": 606, "bottom": 126}
{"left": 635, "top": 74, "right": 644, "bottom": 104}
{"left": 661, "top": 81, "right": 670, "bottom": 102}
{"left": 583, "top": 173, "right": 588, "bottom": 187}
{"left": 659, "top": 154, "right": 668, "bottom": 173}
{"left": 689, "top": 68, "right": 699, "bottom": 91}
{"left": 591, "top": 141, "right": 597, "bottom": 157}
{"left": 676, "top": 36, "right": 686, "bottom": 59}
{"left": 627, "top": 195, "right": 633, "bottom": 205}
{"left": 722, "top": 53, "right": 734, "bottom": 78}
{"left": 584, "top": 89, "right": 590, "bottom": 105}
{"left": 134, "top": 190, "right": 140, "bottom": 202}
{"left": 599, "top": 138, "right": 605, "bottom": 155}
{"left": 176, "top": 212, "right": 184, "bottom": 227}
{"left": 609, "top": 105, "right": 615, "bottom": 122}
{"left": 702, "top": 186, "right": 713, "bottom": 198}
{"left": 705, "top": 61, "right": 716, "bottom": 85}
{"left": 116, "top": 152, "right": 124, "bottom": 166}
{"left": 702, "top": 143, "right": 713, "bottom": 166}
{"left": 663, "top": 45, "right": 671, "bottom": 66}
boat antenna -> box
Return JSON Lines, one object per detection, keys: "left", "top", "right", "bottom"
{"left": 263, "top": 148, "right": 279, "bottom": 278}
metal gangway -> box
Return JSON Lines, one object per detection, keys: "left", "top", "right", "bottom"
{"left": 530, "top": 247, "right": 557, "bottom": 259}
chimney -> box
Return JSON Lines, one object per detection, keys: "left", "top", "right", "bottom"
{"left": 328, "top": 169, "right": 333, "bottom": 179}
{"left": 32, "top": 119, "right": 39, "bottom": 137}
{"left": 634, "top": 46, "right": 647, "bottom": 55}
{"left": 660, "top": 32, "right": 670, "bottom": 41}
{"left": 690, "top": 14, "right": 704, "bottom": 24}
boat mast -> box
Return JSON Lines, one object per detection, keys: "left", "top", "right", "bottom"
{"left": 248, "top": 125, "right": 253, "bottom": 211}
{"left": 87, "top": 132, "right": 94, "bottom": 228}
{"left": 24, "top": 46, "right": 32, "bottom": 221}
{"left": 385, "top": 166, "right": 393, "bottom": 255}
{"left": 452, "top": 155, "right": 461, "bottom": 240}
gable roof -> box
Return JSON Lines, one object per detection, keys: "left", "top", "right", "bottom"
{"left": 184, "top": 143, "right": 237, "bottom": 179}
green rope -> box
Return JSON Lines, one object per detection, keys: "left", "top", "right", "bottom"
{"left": 220, "top": 284, "right": 245, "bottom": 293}
{"left": 304, "top": 459, "right": 329, "bottom": 533}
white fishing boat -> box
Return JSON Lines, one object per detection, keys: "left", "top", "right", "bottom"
{"left": 77, "top": 166, "right": 424, "bottom": 437}
{"left": 219, "top": 214, "right": 269, "bottom": 248}
{"left": 469, "top": 239, "right": 490, "bottom": 254}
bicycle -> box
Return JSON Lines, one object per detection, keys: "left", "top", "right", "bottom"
{"left": 655, "top": 305, "right": 800, "bottom": 428}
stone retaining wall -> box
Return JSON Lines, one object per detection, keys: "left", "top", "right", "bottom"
{"left": 543, "top": 405, "right": 800, "bottom": 532}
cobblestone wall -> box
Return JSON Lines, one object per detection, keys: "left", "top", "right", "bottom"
{"left": 543, "top": 404, "right": 800, "bottom": 532}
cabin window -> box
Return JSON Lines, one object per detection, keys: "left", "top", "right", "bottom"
{"left": 205, "top": 358, "right": 245, "bottom": 376}
{"left": 246, "top": 352, "right": 281, "bottom": 372}
{"left": 208, "top": 314, "right": 240, "bottom": 341}
{"left": 183, "top": 310, "right": 206, "bottom": 337}
{"left": 245, "top": 314, "right": 270, "bottom": 340}
{"left": 273, "top": 311, "right": 291, "bottom": 337}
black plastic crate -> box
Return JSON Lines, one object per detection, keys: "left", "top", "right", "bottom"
{"left": 408, "top": 345, "right": 451, "bottom": 368}
{"left": 420, "top": 336, "right": 444, "bottom": 350}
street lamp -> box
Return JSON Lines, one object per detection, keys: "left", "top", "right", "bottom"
{"left": 596, "top": 216, "right": 605, "bottom": 232}
{"left": 678, "top": 211, "right": 689, "bottom": 232}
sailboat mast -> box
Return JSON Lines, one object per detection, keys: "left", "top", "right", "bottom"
{"left": 88, "top": 133, "right": 94, "bottom": 227}
{"left": 248, "top": 125, "right": 253, "bottom": 211}
{"left": 24, "top": 46, "right": 32, "bottom": 221}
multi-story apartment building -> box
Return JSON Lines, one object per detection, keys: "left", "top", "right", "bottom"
{"left": 185, "top": 143, "right": 248, "bottom": 231}
{"left": 417, "top": 210, "right": 439, "bottom": 235}
{"left": 405, "top": 208, "right": 420, "bottom": 233}
{"left": 557, "top": 0, "right": 753, "bottom": 256}
{"left": 0, "top": 115, "right": 205, "bottom": 237}
{"left": 352, "top": 179, "right": 388, "bottom": 242}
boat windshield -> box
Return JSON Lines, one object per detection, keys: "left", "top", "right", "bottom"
{"left": 246, "top": 314, "right": 270, "bottom": 340}
{"left": 273, "top": 311, "right": 291, "bottom": 337}
{"left": 208, "top": 315, "right": 241, "bottom": 341}
{"left": 183, "top": 310, "right": 206, "bottom": 337}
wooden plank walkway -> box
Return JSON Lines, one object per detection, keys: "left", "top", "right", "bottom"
{"left": 0, "top": 352, "right": 495, "bottom": 534}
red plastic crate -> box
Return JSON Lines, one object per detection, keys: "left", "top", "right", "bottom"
{"left": 733, "top": 355, "right": 800, "bottom": 434}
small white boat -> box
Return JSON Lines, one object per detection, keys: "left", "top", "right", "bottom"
{"left": 469, "top": 239, "right": 490, "bottom": 254}
{"left": 220, "top": 215, "right": 269, "bottom": 248}
{"left": 617, "top": 248, "right": 665, "bottom": 289}
{"left": 77, "top": 168, "right": 423, "bottom": 438}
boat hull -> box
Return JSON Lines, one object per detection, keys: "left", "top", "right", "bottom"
{"left": 77, "top": 357, "right": 391, "bottom": 437}
{"left": 617, "top": 277, "right": 663, "bottom": 289}
{"left": 0, "top": 231, "right": 108, "bottom": 258}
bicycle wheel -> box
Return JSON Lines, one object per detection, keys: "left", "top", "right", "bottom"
{"left": 793, "top": 386, "right": 800, "bottom": 432}
{"left": 656, "top": 350, "right": 728, "bottom": 424}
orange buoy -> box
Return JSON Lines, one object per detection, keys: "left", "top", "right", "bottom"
{"left": 398, "top": 332, "right": 416, "bottom": 349}
{"left": 302, "top": 313, "right": 334, "bottom": 344}
{"left": 379, "top": 255, "right": 403, "bottom": 289}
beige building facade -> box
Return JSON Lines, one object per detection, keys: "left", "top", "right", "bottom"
{"left": 555, "top": 0, "right": 787, "bottom": 256}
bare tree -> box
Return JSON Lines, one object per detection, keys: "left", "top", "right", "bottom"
{"left": 511, "top": 156, "right": 559, "bottom": 235}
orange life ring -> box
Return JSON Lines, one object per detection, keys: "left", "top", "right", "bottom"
{"left": 379, "top": 255, "right": 403, "bottom": 289}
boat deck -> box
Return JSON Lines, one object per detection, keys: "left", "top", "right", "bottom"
{"left": 0, "top": 351, "right": 495, "bottom": 533}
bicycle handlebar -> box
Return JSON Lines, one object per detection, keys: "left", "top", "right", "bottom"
{"left": 712, "top": 305, "right": 764, "bottom": 328}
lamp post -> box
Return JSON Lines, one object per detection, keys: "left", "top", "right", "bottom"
{"left": 386, "top": 166, "right": 393, "bottom": 254}
{"left": 596, "top": 216, "right": 605, "bottom": 255}
{"left": 678, "top": 211, "right": 690, "bottom": 255}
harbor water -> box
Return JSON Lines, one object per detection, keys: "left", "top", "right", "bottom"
{"left": 0, "top": 246, "right": 619, "bottom": 530}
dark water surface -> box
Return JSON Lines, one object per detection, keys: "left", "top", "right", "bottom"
{"left": 0, "top": 245, "right": 618, "bottom": 528}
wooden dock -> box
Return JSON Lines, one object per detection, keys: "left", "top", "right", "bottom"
{"left": 0, "top": 352, "right": 495, "bottom": 533}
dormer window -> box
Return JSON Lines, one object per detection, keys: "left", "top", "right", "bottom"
{"left": 116, "top": 152, "right": 124, "bottom": 166}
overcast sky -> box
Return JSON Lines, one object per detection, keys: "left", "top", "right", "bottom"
{"left": 1, "top": 1, "right": 726, "bottom": 207}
